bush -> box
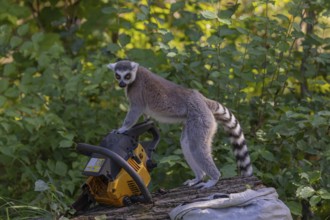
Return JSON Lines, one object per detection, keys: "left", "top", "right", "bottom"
{"left": 0, "top": 0, "right": 329, "bottom": 219}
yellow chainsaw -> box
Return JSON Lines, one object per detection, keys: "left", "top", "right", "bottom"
{"left": 72, "top": 120, "right": 159, "bottom": 211}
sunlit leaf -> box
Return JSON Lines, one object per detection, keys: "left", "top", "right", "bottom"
{"left": 34, "top": 180, "right": 49, "bottom": 192}
{"left": 201, "top": 10, "right": 218, "bottom": 19}
{"left": 310, "top": 195, "right": 321, "bottom": 207}
{"left": 218, "top": 18, "right": 231, "bottom": 25}
{"left": 296, "top": 186, "right": 315, "bottom": 199}
{"left": 167, "top": 52, "right": 177, "bottom": 57}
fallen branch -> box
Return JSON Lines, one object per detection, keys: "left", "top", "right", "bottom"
{"left": 72, "top": 176, "right": 263, "bottom": 220}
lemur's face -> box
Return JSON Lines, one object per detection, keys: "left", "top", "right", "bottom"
{"left": 107, "top": 61, "right": 139, "bottom": 88}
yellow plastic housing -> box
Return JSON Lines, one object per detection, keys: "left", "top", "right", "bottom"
{"left": 85, "top": 144, "right": 151, "bottom": 207}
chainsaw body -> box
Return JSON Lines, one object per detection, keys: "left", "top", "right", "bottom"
{"left": 72, "top": 120, "right": 159, "bottom": 211}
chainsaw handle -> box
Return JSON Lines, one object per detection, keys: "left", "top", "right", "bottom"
{"left": 143, "top": 123, "right": 160, "bottom": 158}
{"left": 126, "top": 120, "right": 160, "bottom": 157}
{"left": 76, "top": 143, "right": 152, "bottom": 203}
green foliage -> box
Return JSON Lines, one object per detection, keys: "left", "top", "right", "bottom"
{"left": 0, "top": 0, "right": 330, "bottom": 219}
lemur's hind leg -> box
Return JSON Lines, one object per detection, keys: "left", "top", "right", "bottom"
{"left": 181, "top": 125, "right": 205, "bottom": 186}
{"left": 186, "top": 112, "right": 221, "bottom": 189}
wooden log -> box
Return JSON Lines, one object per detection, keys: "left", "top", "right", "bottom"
{"left": 72, "top": 176, "right": 263, "bottom": 220}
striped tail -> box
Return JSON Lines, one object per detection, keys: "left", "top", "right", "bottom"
{"left": 212, "top": 102, "right": 253, "bottom": 177}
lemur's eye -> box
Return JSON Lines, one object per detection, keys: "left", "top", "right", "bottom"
{"left": 115, "top": 73, "right": 121, "bottom": 80}
{"left": 124, "top": 73, "right": 131, "bottom": 80}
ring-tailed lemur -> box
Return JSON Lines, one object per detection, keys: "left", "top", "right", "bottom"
{"left": 107, "top": 60, "right": 253, "bottom": 189}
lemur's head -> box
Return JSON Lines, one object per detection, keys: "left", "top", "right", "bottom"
{"left": 107, "top": 60, "right": 139, "bottom": 88}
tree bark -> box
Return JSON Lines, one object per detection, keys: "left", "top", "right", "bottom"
{"left": 72, "top": 176, "right": 263, "bottom": 220}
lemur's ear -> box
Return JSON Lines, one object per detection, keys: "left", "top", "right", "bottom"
{"left": 130, "top": 62, "right": 139, "bottom": 72}
{"left": 107, "top": 63, "right": 116, "bottom": 71}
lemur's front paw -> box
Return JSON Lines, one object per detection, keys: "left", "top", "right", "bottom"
{"left": 183, "top": 178, "right": 202, "bottom": 187}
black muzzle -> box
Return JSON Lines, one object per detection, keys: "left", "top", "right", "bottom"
{"left": 119, "top": 81, "right": 127, "bottom": 88}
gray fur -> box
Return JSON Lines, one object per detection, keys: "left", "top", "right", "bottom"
{"left": 108, "top": 60, "right": 253, "bottom": 188}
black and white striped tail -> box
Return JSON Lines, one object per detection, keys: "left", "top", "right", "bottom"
{"left": 214, "top": 103, "right": 253, "bottom": 177}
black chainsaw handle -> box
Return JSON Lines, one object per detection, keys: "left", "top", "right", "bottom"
{"left": 125, "top": 120, "right": 160, "bottom": 157}
{"left": 76, "top": 143, "right": 152, "bottom": 204}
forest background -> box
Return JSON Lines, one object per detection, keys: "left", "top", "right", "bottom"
{"left": 0, "top": 0, "right": 329, "bottom": 219}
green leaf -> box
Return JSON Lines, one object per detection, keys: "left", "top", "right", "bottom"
{"left": 10, "top": 36, "right": 22, "bottom": 48}
{"left": 261, "top": 150, "right": 276, "bottom": 162}
{"left": 219, "top": 27, "right": 237, "bottom": 37}
{"left": 201, "top": 10, "right": 218, "bottom": 19}
{"left": 286, "top": 201, "right": 302, "bottom": 216}
{"left": 158, "top": 42, "right": 170, "bottom": 50}
{"left": 221, "top": 164, "right": 237, "bottom": 177}
{"left": 101, "top": 7, "right": 116, "bottom": 15}
{"left": 59, "top": 140, "right": 73, "bottom": 148}
{"left": 167, "top": 52, "right": 177, "bottom": 57}
{"left": 170, "top": 2, "right": 185, "bottom": 12}
{"left": 58, "top": 131, "right": 74, "bottom": 140}
{"left": 311, "top": 115, "right": 326, "bottom": 127}
{"left": 25, "top": 117, "right": 43, "bottom": 130}
{"left": 19, "top": 41, "right": 33, "bottom": 56}
{"left": 310, "top": 195, "right": 321, "bottom": 207}
{"left": 0, "top": 25, "right": 12, "bottom": 45}
{"left": 83, "top": 84, "right": 98, "bottom": 92}
{"left": 119, "top": 34, "right": 131, "bottom": 47}
{"left": 31, "top": 32, "right": 44, "bottom": 44}
{"left": 47, "top": 160, "right": 56, "bottom": 173}
{"left": 17, "top": 24, "right": 29, "bottom": 36}
{"left": 210, "top": 71, "right": 221, "bottom": 78}
{"left": 0, "top": 144, "right": 15, "bottom": 157}
{"left": 4, "top": 87, "right": 19, "bottom": 98}
{"left": 3, "top": 63, "right": 17, "bottom": 76}
{"left": 296, "top": 186, "right": 315, "bottom": 199}
{"left": 119, "top": 8, "right": 133, "bottom": 14}
{"left": 299, "top": 172, "right": 309, "bottom": 181}
{"left": 139, "top": 4, "right": 149, "bottom": 15}
{"left": 0, "top": 96, "right": 6, "bottom": 107}
{"left": 292, "top": 30, "right": 304, "bottom": 38}
{"left": 218, "top": 18, "right": 231, "bottom": 25}
{"left": 159, "top": 155, "right": 181, "bottom": 166}
{"left": 307, "top": 171, "right": 321, "bottom": 184}
{"left": 275, "top": 14, "right": 290, "bottom": 23}
{"left": 0, "top": 79, "right": 9, "bottom": 93}
{"left": 191, "top": 80, "right": 203, "bottom": 90}
{"left": 137, "top": 13, "right": 147, "bottom": 21}
{"left": 278, "top": 41, "right": 290, "bottom": 52}
{"left": 236, "top": 27, "right": 249, "bottom": 34}
{"left": 108, "top": 43, "right": 121, "bottom": 53}
{"left": 65, "top": 182, "right": 76, "bottom": 195}
{"left": 34, "top": 179, "right": 49, "bottom": 192}
{"left": 54, "top": 161, "right": 68, "bottom": 176}
{"left": 207, "top": 35, "right": 223, "bottom": 45}
{"left": 38, "top": 53, "right": 51, "bottom": 69}
{"left": 318, "top": 189, "right": 330, "bottom": 200}
{"left": 49, "top": 43, "right": 65, "bottom": 58}
{"left": 163, "top": 32, "right": 174, "bottom": 43}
